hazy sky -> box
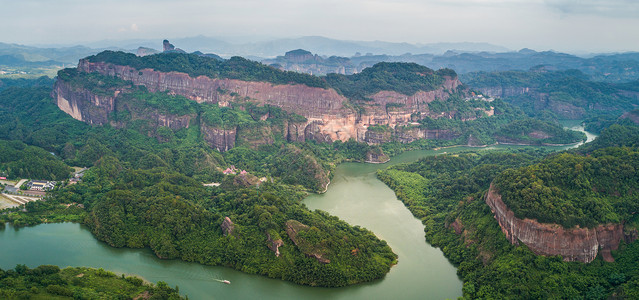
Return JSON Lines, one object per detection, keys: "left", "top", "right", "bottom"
{"left": 2, "top": 0, "right": 638, "bottom": 53}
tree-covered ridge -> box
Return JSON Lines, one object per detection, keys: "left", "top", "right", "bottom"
{"left": 378, "top": 148, "right": 639, "bottom": 299}
{"left": 325, "top": 62, "right": 452, "bottom": 100}
{"left": 85, "top": 51, "right": 329, "bottom": 88}
{"left": 0, "top": 76, "right": 54, "bottom": 91}
{"left": 57, "top": 68, "right": 132, "bottom": 96}
{"left": 576, "top": 124, "right": 639, "bottom": 154}
{"left": 495, "top": 118, "right": 586, "bottom": 145}
{"left": 493, "top": 147, "right": 639, "bottom": 228}
{"left": 85, "top": 51, "right": 460, "bottom": 100}
{"left": 462, "top": 69, "right": 639, "bottom": 122}
{"left": 119, "top": 90, "right": 201, "bottom": 116}
{"left": 0, "top": 140, "right": 72, "bottom": 180}
{"left": 0, "top": 265, "right": 182, "bottom": 299}
{"left": 51, "top": 158, "right": 396, "bottom": 287}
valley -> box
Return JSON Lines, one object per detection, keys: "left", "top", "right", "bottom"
{"left": 0, "top": 36, "right": 638, "bottom": 299}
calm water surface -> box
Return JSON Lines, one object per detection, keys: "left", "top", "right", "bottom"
{"left": 0, "top": 124, "right": 594, "bottom": 300}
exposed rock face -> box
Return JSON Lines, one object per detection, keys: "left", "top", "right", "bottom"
{"left": 620, "top": 110, "right": 639, "bottom": 125}
{"left": 163, "top": 40, "right": 175, "bottom": 52}
{"left": 76, "top": 60, "right": 464, "bottom": 143}
{"left": 53, "top": 79, "right": 117, "bottom": 125}
{"left": 57, "top": 59, "right": 476, "bottom": 152}
{"left": 77, "top": 59, "right": 350, "bottom": 118}
{"left": 485, "top": 184, "right": 627, "bottom": 263}
{"left": 137, "top": 47, "right": 159, "bottom": 57}
{"left": 393, "top": 126, "right": 459, "bottom": 144}
{"left": 200, "top": 124, "right": 236, "bottom": 152}
{"left": 221, "top": 217, "right": 234, "bottom": 236}
{"left": 285, "top": 220, "right": 330, "bottom": 264}
{"left": 365, "top": 147, "right": 390, "bottom": 163}
{"left": 266, "top": 232, "right": 284, "bottom": 257}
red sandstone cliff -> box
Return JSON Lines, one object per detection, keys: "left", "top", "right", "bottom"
{"left": 53, "top": 79, "right": 118, "bottom": 125}
{"left": 485, "top": 184, "right": 628, "bottom": 263}
{"left": 74, "top": 59, "right": 463, "bottom": 143}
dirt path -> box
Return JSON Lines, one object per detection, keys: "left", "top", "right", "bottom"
{"left": 14, "top": 179, "right": 27, "bottom": 189}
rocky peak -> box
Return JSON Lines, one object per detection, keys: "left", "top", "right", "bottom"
{"left": 163, "top": 40, "right": 175, "bottom": 52}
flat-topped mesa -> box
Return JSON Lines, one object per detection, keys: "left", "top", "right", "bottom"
{"left": 77, "top": 59, "right": 349, "bottom": 119}
{"left": 55, "top": 52, "right": 472, "bottom": 150}
{"left": 485, "top": 184, "right": 626, "bottom": 263}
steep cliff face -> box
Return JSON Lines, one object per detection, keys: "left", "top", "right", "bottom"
{"left": 78, "top": 59, "right": 350, "bottom": 118}
{"left": 393, "top": 126, "right": 459, "bottom": 144}
{"left": 53, "top": 79, "right": 117, "bottom": 125}
{"left": 485, "top": 184, "right": 627, "bottom": 263}
{"left": 75, "top": 60, "right": 465, "bottom": 143}
{"left": 57, "top": 57, "right": 478, "bottom": 153}
{"left": 200, "top": 124, "right": 236, "bottom": 152}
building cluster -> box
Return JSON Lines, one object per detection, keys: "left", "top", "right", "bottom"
{"left": 26, "top": 180, "right": 56, "bottom": 191}
{"left": 223, "top": 165, "right": 248, "bottom": 176}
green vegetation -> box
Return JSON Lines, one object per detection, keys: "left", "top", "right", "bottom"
{"left": 495, "top": 118, "right": 586, "bottom": 145}
{"left": 0, "top": 265, "right": 182, "bottom": 299}
{"left": 462, "top": 69, "right": 639, "bottom": 121}
{"left": 0, "top": 80, "right": 396, "bottom": 287}
{"left": 494, "top": 124, "right": 639, "bottom": 228}
{"left": 0, "top": 76, "right": 54, "bottom": 91}
{"left": 86, "top": 51, "right": 461, "bottom": 101}
{"left": 0, "top": 140, "right": 72, "bottom": 180}
{"left": 325, "top": 63, "right": 450, "bottom": 100}
{"left": 378, "top": 144, "right": 639, "bottom": 299}
{"left": 120, "top": 90, "right": 200, "bottom": 116}
{"left": 494, "top": 147, "right": 639, "bottom": 228}
{"left": 6, "top": 159, "right": 394, "bottom": 287}
{"left": 86, "top": 51, "right": 329, "bottom": 88}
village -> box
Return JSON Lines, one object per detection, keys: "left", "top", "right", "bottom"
{"left": 0, "top": 168, "right": 86, "bottom": 209}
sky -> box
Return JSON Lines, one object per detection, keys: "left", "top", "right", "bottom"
{"left": 1, "top": 0, "right": 638, "bottom": 53}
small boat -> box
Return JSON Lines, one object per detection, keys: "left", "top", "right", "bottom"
{"left": 222, "top": 280, "right": 231, "bottom": 284}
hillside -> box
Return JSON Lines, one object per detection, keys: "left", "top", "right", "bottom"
{"left": 462, "top": 69, "right": 639, "bottom": 121}
{"left": 378, "top": 137, "right": 639, "bottom": 298}
{"left": 53, "top": 50, "right": 585, "bottom": 155}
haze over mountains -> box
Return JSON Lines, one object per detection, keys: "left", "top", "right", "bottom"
{"left": 3, "top": 35, "right": 639, "bottom": 83}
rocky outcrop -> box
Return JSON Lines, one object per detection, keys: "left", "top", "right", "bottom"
{"left": 394, "top": 126, "right": 459, "bottom": 144}
{"left": 57, "top": 58, "right": 480, "bottom": 152}
{"left": 485, "top": 184, "right": 627, "bottom": 263}
{"left": 365, "top": 147, "right": 390, "bottom": 163}
{"left": 266, "top": 232, "right": 284, "bottom": 257}
{"left": 78, "top": 59, "right": 350, "bottom": 119}
{"left": 285, "top": 220, "right": 330, "bottom": 264}
{"left": 53, "top": 79, "right": 118, "bottom": 125}
{"left": 75, "top": 59, "right": 466, "bottom": 144}
{"left": 221, "top": 217, "right": 234, "bottom": 236}
{"left": 163, "top": 40, "right": 175, "bottom": 52}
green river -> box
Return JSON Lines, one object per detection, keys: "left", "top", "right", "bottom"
{"left": 0, "top": 121, "right": 594, "bottom": 299}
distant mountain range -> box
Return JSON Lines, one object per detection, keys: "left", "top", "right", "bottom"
{"left": 81, "top": 35, "right": 511, "bottom": 58}
{"left": 2, "top": 36, "right": 639, "bottom": 83}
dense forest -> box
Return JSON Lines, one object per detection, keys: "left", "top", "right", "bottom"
{"left": 378, "top": 125, "right": 639, "bottom": 299}
{"left": 2, "top": 158, "right": 397, "bottom": 287}
{"left": 461, "top": 69, "right": 639, "bottom": 124}
{"left": 0, "top": 139, "right": 72, "bottom": 180}
{"left": 86, "top": 51, "right": 330, "bottom": 88}
{"left": 494, "top": 146, "right": 639, "bottom": 228}
{"left": 0, "top": 265, "right": 182, "bottom": 299}
{"left": 0, "top": 79, "right": 397, "bottom": 287}
{"left": 324, "top": 63, "right": 452, "bottom": 100}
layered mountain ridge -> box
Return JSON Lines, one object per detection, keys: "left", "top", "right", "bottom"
{"left": 53, "top": 51, "right": 485, "bottom": 152}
